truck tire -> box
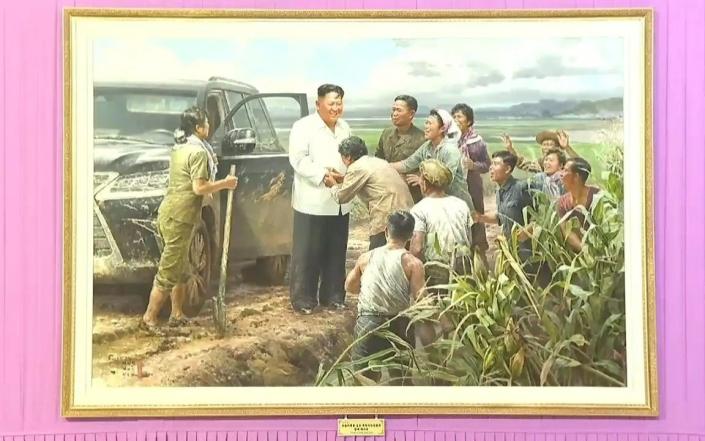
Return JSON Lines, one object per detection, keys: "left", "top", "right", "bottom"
{"left": 182, "top": 219, "right": 212, "bottom": 317}
{"left": 255, "top": 255, "right": 290, "bottom": 285}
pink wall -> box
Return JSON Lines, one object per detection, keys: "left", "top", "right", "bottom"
{"left": 1, "top": 0, "right": 704, "bottom": 438}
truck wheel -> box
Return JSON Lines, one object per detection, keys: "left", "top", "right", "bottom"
{"left": 182, "top": 219, "right": 212, "bottom": 317}
{"left": 255, "top": 255, "right": 290, "bottom": 285}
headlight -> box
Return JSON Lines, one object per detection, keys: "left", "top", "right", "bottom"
{"left": 110, "top": 170, "right": 169, "bottom": 193}
{"left": 93, "top": 172, "right": 119, "bottom": 193}
{"left": 95, "top": 170, "right": 169, "bottom": 200}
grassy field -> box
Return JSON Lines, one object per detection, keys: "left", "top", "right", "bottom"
{"left": 347, "top": 117, "right": 619, "bottom": 190}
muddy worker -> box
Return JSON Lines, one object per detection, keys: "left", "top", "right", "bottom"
{"left": 288, "top": 84, "right": 351, "bottom": 315}
{"left": 390, "top": 109, "right": 476, "bottom": 216}
{"left": 558, "top": 157, "right": 614, "bottom": 253}
{"left": 345, "top": 210, "right": 425, "bottom": 383}
{"left": 529, "top": 148, "right": 567, "bottom": 200}
{"left": 375, "top": 95, "right": 426, "bottom": 202}
{"left": 141, "top": 106, "right": 238, "bottom": 331}
{"left": 409, "top": 159, "right": 474, "bottom": 294}
{"left": 452, "top": 103, "right": 491, "bottom": 267}
{"left": 501, "top": 129, "right": 578, "bottom": 173}
{"left": 474, "top": 150, "right": 533, "bottom": 261}
{"left": 329, "top": 136, "right": 414, "bottom": 250}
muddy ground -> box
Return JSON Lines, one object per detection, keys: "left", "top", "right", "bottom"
{"left": 92, "top": 196, "right": 501, "bottom": 387}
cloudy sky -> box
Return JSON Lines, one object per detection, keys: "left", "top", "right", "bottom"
{"left": 94, "top": 35, "right": 624, "bottom": 111}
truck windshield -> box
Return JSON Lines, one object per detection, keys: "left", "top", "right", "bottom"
{"left": 94, "top": 89, "right": 198, "bottom": 145}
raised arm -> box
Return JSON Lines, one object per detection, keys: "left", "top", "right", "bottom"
{"left": 558, "top": 130, "right": 579, "bottom": 158}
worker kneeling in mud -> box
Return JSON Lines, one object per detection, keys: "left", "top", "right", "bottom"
{"left": 409, "top": 159, "right": 474, "bottom": 347}
{"left": 345, "top": 211, "right": 425, "bottom": 384}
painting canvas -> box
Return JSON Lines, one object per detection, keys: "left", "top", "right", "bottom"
{"left": 62, "top": 9, "right": 656, "bottom": 416}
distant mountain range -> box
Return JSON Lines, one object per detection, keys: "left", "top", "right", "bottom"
{"left": 342, "top": 97, "right": 623, "bottom": 119}
{"left": 476, "top": 97, "right": 623, "bottom": 119}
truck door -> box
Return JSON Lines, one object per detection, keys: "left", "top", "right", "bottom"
{"left": 218, "top": 92, "right": 309, "bottom": 279}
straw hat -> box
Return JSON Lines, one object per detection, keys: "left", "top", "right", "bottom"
{"left": 535, "top": 130, "right": 560, "bottom": 145}
{"left": 419, "top": 159, "right": 453, "bottom": 189}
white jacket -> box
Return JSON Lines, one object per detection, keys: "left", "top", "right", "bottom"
{"left": 288, "top": 112, "right": 353, "bottom": 216}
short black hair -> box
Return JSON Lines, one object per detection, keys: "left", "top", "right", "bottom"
{"left": 338, "top": 136, "right": 368, "bottom": 161}
{"left": 544, "top": 148, "right": 567, "bottom": 166}
{"left": 492, "top": 150, "right": 518, "bottom": 173}
{"left": 428, "top": 109, "right": 444, "bottom": 128}
{"left": 317, "top": 84, "right": 344, "bottom": 98}
{"left": 567, "top": 157, "right": 592, "bottom": 183}
{"left": 451, "top": 103, "right": 474, "bottom": 126}
{"left": 175, "top": 106, "right": 208, "bottom": 144}
{"left": 394, "top": 95, "right": 418, "bottom": 112}
{"left": 387, "top": 211, "right": 415, "bottom": 241}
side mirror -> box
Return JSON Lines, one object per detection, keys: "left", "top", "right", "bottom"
{"left": 223, "top": 128, "right": 256, "bottom": 155}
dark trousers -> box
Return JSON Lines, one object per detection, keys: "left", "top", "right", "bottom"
{"left": 467, "top": 171, "right": 489, "bottom": 251}
{"left": 352, "top": 314, "right": 414, "bottom": 384}
{"left": 368, "top": 231, "right": 387, "bottom": 250}
{"left": 289, "top": 210, "right": 349, "bottom": 310}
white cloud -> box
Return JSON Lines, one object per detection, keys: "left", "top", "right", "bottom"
{"left": 94, "top": 36, "right": 623, "bottom": 110}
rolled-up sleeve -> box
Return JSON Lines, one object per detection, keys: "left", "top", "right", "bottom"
{"left": 400, "top": 145, "right": 426, "bottom": 173}
{"left": 330, "top": 165, "right": 370, "bottom": 204}
{"left": 288, "top": 121, "right": 326, "bottom": 186}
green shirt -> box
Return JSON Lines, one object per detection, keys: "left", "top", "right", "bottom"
{"left": 400, "top": 138, "right": 476, "bottom": 213}
{"left": 375, "top": 124, "right": 426, "bottom": 163}
{"left": 158, "top": 144, "right": 210, "bottom": 225}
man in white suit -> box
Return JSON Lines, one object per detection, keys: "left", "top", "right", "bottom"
{"left": 288, "top": 84, "right": 351, "bottom": 315}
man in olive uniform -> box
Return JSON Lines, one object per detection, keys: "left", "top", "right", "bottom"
{"left": 375, "top": 95, "right": 426, "bottom": 202}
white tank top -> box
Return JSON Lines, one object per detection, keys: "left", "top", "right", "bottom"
{"left": 358, "top": 247, "right": 410, "bottom": 316}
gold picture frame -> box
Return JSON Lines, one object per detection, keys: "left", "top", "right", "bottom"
{"left": 63, "top": 8, "right": 656, "bottom": 417}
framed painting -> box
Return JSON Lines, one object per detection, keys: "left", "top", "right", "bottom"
{"left": 62, "top": 8, "right": 656, "bottom": 417}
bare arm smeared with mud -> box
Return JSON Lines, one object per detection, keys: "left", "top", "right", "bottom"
{"left": 344, "top": 251, "right": 371, "bottom": 295}
{"left": 402, "top": 253, "right": 425, "bottom": 301}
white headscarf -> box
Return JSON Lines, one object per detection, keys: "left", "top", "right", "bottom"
{"left": 433, "top": 108, "right": 462, "bottom": 139}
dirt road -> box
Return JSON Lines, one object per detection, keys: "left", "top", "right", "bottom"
{"left": 92, "top": 196, "right": 501, "bottom": 387}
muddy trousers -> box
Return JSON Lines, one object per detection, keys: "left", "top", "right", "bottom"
{"left": 352, "top": 314, "right": 414, "bottom": 385}
{"left": 289, "top": 210, "right": 349, "bottom": 311}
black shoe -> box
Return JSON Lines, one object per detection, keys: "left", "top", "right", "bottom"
{"left": 328, "top": 302, "right": 346, "bottom": 311}
{"left": 295, "top": 307, "right": 313, "bottom": 315}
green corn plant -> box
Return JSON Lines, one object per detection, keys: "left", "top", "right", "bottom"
{"left": 316, "top": 133, "right": 626, "bottom": 388}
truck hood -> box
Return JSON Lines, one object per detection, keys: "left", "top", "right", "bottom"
{"left": 93, "top": 139, "right": 170, "bottom": 175}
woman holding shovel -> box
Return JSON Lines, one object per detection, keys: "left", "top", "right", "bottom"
{"left": 141, "top": 106, "right": 238, "bottom": 331}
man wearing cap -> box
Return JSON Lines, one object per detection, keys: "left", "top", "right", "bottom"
{"left": 376, "top": 95, "right": 426, "bottom": 202}
{"left": 288, "top": 84, "right": 351, "bottom": 315}
{"left": 500, "top": 129, "right": 578, "bottom": 173}
{"left": 409, "top": 159, "right": 474, "bottom": 292}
